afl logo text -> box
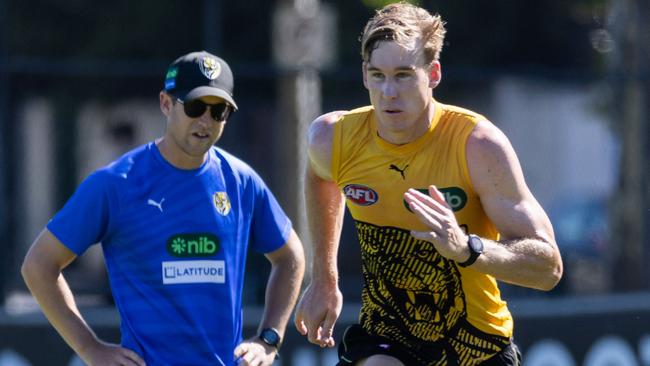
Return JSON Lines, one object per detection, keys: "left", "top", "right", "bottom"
{"left": 344, "top": 184, "right": 379, "bottom": 206}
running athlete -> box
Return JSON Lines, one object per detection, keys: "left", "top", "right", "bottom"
{"left": 21, "top": 51, "right": 305, "bottom": 366}
{"left": 294, "top": 3, "right": 562, "bottom": 366}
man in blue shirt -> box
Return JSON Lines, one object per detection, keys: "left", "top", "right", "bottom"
{"left": 21, "top": 51, "right": 305, "bottom": 366}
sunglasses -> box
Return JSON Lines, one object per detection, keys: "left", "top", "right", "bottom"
{"left": 176, "top": 98, "right": 233, "bottom": 121}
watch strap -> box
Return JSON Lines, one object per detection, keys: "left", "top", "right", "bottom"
{"left": 458, "top": 234, "right": 482, "bottom": 267}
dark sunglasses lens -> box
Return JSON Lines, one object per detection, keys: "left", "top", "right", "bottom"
{"left": 183, "top": 100, "right": 207, "bottom": 118}
{"left": 210, "top": 104, "right": 231, "bottom": 121}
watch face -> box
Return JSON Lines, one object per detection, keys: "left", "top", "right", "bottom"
{"left": 469, "top": 234, "right": 484, "bottom": 253}
{"left": 261, "top": 328, "right": 280, "bottom": 346}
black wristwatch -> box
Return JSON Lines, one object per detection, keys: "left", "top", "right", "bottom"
{"left": 458, "top": 234, "right": 483, "bottom": 267}
{"left": 259, "top": 327, "right": 282, "bottom": 349}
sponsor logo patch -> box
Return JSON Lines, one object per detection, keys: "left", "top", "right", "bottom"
{"left": 389, "top": 164, "right": 409, "bottom": 180}
{"left": 147, "top": 197, "right": 165, "bottom": 212}
{"left": 162, "top": 260, "right": 225, "bottom": 284}
{"left": 164, "top": 66, "right": 178, "bottom": 90}
{"left": 167, "top": 233, "right": 220, "bottom": 257}
{"left": 164, "top": 79, "right": 176, "bottom": 90}
{"left": 404, "top": 187, "right": 468, "bottom": 212}
{"left": 344, "top": 184, "right": 379, "bottom": 206}
{"left": 165, "top": 67, "right": 178, "bottom": 80}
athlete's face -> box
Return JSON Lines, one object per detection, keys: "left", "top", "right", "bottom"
{"left": 363, "top": 41, "right": 441, "bottom": 144}
{"left": 159, "top": 93, "right": 229, "bottom": 169}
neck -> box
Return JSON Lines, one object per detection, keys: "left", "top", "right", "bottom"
{"left": 376, "top": 100, "right": 436, "bottom": 145}
{"left": 156, "top": 138, "right": 207, "bottom": 170}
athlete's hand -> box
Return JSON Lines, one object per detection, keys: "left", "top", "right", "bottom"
{"left": 81, "top": 339, "right": 146, "bottom": 366}
{"left": 404, "top": 186, "right": 470, "bottom": 263}
{"left": 234, "top": 338, "right": 277, "bottom": 366}
{"left": 294, "top": 280, "right": 342, "bottom": 348}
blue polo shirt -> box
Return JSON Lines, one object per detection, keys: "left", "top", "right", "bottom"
{"left": 47, "top": 142, "right": 291, "bottom": 365}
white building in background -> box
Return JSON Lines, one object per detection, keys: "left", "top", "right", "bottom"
{"left": 491, "top": 77, "right": 619, "bottom": 208}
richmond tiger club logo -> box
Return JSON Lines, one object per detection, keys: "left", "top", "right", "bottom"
{"left": 344, "top": 184, "right": 379, "bottom": 206}
{"left": 213, "top": 192, "right": 231, "bottom": 216}
{"left": 200, "top": 57, "right": 222, "bottom": 80}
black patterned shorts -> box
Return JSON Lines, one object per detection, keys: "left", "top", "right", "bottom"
{"left": 336, "top": 324, "right": 522, "bottom": 366}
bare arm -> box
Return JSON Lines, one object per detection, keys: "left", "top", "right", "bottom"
{"left": 294, "top": 111, "right": 347, "bottom": 347}
{"left": 405, "top": 121, "right": 562, "bottom": 291}
{"left": 466, "top": 121, "right": 562, "bottom": 289}
{"left": 21, "top": 229, "right": 145, "bottom": 366}
{"left": 259, "top": 229, "right": 305, "bottom": 338}
{"left": 235, "top": 229, "right": 305, "bottom": 366}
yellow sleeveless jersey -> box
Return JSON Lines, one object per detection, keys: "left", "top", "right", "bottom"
{"left": 332, "top": 100, "right": 514, "bottom": 364}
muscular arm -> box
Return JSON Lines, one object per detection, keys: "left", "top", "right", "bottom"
{"left": 466, "top": 121, "right": 562, "bottom": 289}
{"left": 405, "top": 121, "right": 562, "bottom": 291}
{"left": 21, "top": 229, "right": 144, "bottom": 366}
{"left": 294, "top": 111, "right": 347, "bottom": 347}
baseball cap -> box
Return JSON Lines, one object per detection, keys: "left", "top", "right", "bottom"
{"left": 163, "top": 51, "right": 238, "bottom": 110}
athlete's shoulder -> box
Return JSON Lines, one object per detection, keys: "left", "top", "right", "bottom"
{"left": 439, "top": 102, "right": 488, "bottom": 123}
{"left": 309, "top": 106, "right": 372, "bottom": 146}
{"left": 346, "top": 105, "right": 374, "bottom": 116}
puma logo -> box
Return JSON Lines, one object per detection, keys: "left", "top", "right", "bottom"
{"left": 147, "top": 198, "right": 165, "bottom": 212}
{"left": 389, "top": 164, "right": 409, "bottom": 180}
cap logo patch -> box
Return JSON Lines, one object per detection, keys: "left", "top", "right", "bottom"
{"left": 165, "top": 67, "right": 178, "bottom": 79}
{"left": 164, "top": 66, "right": 178, "bottom": 90}
{"left": 200, "top": 57, "right": 222, "bottom": 80}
